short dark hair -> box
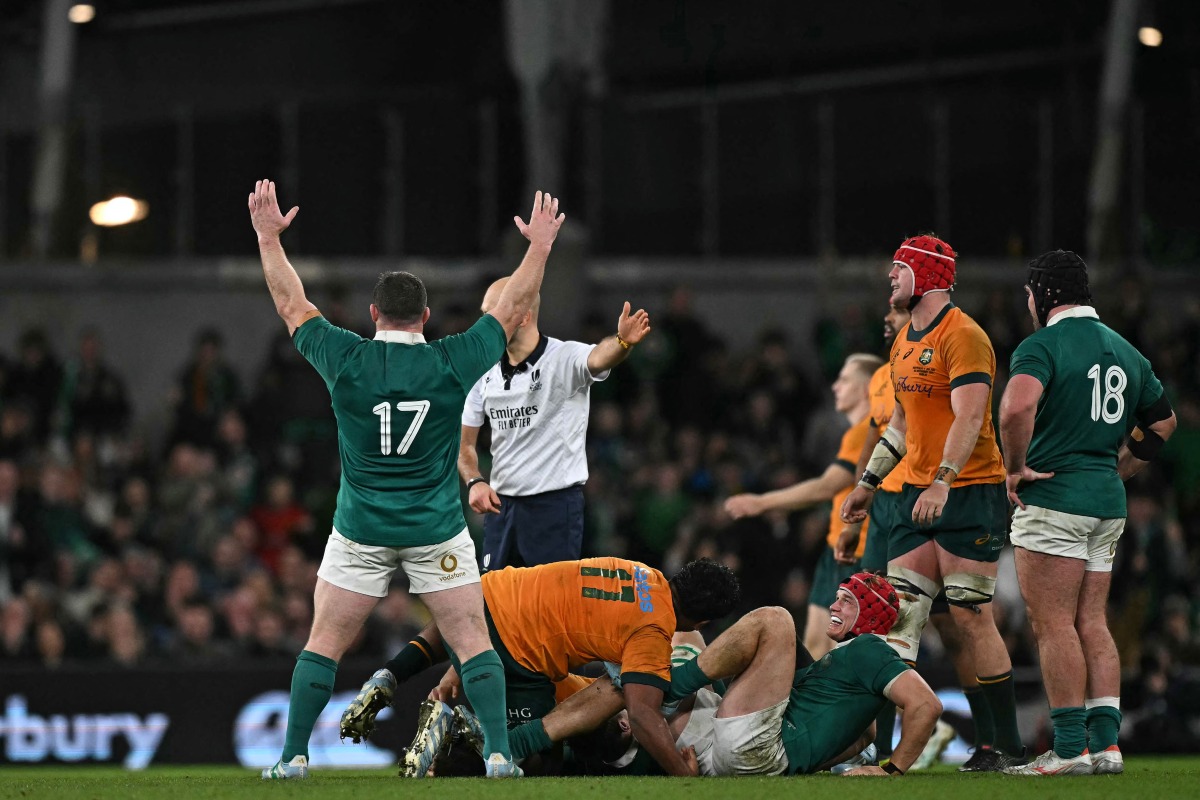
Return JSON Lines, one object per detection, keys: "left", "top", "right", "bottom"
{"left": 670, "top": 558, "right": 740, "bottom": 622}
{"left": 372, "top": 271, "right": 427, "bottom": 325}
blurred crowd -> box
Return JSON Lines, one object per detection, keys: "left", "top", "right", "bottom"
{"left": 0, "top": 281, "right": 1198, "bottom": 750}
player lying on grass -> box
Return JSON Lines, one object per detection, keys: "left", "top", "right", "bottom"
{"left": 561, "top": 577, "right": 938, "bottom": 776}
{"left": 657, "top": 573, "right": 942, "bottom": 776}
{"left": 430, "top": 574, "right": 940, "bottom": 778}
{"left": 340, "top": 557, "right": 740, "bottom": 777}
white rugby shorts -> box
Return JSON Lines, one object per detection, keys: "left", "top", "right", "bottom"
{"left": 317, "top": 527, "right": 481, "bottom": 597}
{"left": 1009, "top": 506, "right": 1125, "bottom": 572}
{"left": 707, "top": 697, "right": 790, "bottom": 776}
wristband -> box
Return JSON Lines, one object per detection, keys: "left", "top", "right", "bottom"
{"left": 466, "top": 477, "right": 489, "bottom": 491}
{"left": 934, "top": 461, "right": 960, "bottom": 487}
{"left": 882, "top": 761, "right": 904, "bottom": 775}
{"left": 858, "top": 470, "right": 882, "bottom": 491}
{"left": 616, "top": 333, "right": 633, "bottom": 351}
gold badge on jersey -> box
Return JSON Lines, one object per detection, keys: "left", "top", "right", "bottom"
{"left": 919, "top": 348, "right": 934, "bottom": 365}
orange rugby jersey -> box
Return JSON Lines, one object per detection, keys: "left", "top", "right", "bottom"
{"left": 827, "top": 415, "right": 872, "bottom": 556}
{"left": 889, "top": 305, "right": 1004, "bottom": 487}
{"left": 482, "top": 557, "right": 675, "bottom": 691}
{"left": 869, "top": 363, "right": 908, "bottom": 493}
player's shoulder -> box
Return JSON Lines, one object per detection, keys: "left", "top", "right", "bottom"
{"left": 933, "top": 307, "right": 992, "bottom": 352}
{"left": 847, "top": 633, "right": 901, "bottom": 661}
{"left": 943, "top": 306, "right": 988, "bottom": 336}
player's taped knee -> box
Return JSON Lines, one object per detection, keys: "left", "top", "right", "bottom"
{"left": 942, "top": 571, "right": 996, "bottom": 614}
{"left": 884, "top": 566, "right": 938, "bottom": 660}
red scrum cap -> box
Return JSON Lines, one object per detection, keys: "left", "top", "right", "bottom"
{"left": 893, "top": 234, "right": 956, "bottom": 298}
{"left": 841, "top": 573, "right": 900, "bottom": 637}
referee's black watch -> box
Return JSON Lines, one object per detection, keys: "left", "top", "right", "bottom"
{"left": 466, "top": 477, "right": 490, "bottom": 491}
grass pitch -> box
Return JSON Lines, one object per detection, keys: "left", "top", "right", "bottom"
{"left": 2, "top": 759, "right": 1199, "bottom": 800}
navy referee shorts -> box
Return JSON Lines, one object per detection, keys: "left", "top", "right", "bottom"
{"left": 480, "top": 484, "right": 584, "bottom": 571}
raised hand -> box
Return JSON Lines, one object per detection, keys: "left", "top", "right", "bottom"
{"left": 248, "top": 179, "right": 298, "bottom": 241}
{"left": 617, "top": 302, "right": 652, "bottom": 345}
{"left": 513, "top": 191, "right": 566, "bottom": 249}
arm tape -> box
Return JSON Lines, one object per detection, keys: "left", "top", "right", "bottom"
{"left": 865, "top": 426, "right": 907, "bottom": 481}
{"left": 1126, "top": 427, "right": 1165, "bottom": 461}
{"left": 1137, "top": 393, "right": 1173, "bottom": 426}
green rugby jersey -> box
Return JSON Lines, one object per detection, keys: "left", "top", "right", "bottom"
{"left": 293, "top": 314, "right": 506, "bottom": 547}
{"left": 782, "top": 634, "right": 907, "bottom": 774}
{"left": 1009, "top": 308, "right": 1164, "bottom": 519}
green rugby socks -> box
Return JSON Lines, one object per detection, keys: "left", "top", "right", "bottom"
{"left": 1050, "top": 706, "right": 1087, "bottom": 758}
{"left": 668, "top": 657, "right": 713, "bottom": 703}
{"left": 460, "top": 651, "right": 511, "bottom": 759}
{"left": 1086, "top": 698, "right": 1122, "bottom": 751}
{"left": 510, "top": 718, "right": 553, "bottom": 759}
{"left": 283, "top": 650, "right": 338, "bottom": 761}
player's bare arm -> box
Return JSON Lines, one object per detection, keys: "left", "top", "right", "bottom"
{"left": 842, "top": 401, "right": 906, "bottom": 523}
{"left": 999, "top": 374, "right": 1056, "bottom": 509}
{"left": 587, "top": 302, "right": 652, "bottom": 375}
{"left": 624, "top": 682, "right": 699, "bottom": 776}
{"left": 845, "top": 670, "right": 941, "bottom": 776}
{"left": 458, "top": 425, "right": 501, "bottom": 514}
{"left": 911, "top": 382, "right": 988, "bottom": 526}
{"left": 489, "top": 191, "right": 566, "bottom": 338}
{"left": 248, "top": 179, "right": 319, "bottom": 336}
{"left": 725, "top": 464, "right": 854, "bottom": 520}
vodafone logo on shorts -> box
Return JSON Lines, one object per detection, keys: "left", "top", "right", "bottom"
{"left": 438, "top": 553, "right": 466, "bottom": 583}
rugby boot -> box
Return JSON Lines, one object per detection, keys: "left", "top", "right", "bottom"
{"left": 261, "top": 755, "right": 308, "bottom": 779}
{"left": 340, "top": 668, "right": 396, "bottom": 743}
{"left": 831, "top": 743, "right": 877, "bottom": 775}
{"left": 1004, "top": 748, "right": 1092, "bottom": 775}
{"left": 959, "top": 745, "right": 999, "bottom": 772}
{"left": 452, "top": 704, "right": 486, "bottom": 759}
{"left": 485, "top": 752, "right": 524, "bottom": 778}
{"left": 1091, "top": 746, "right": 1124, "bottom": 774}
{"left": 400, "top": 699, "right": 454, "bottom": 778}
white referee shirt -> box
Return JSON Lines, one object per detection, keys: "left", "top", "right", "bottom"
{"left": 462, "top": 335, "right": 609, "bottom": 496}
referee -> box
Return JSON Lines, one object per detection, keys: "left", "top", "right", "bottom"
{"left": 459, "top": 279, "right": 651, "bottom": 570}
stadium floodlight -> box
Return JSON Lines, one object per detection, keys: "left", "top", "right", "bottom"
{"left": 1138, "top": 27, "right": 1163, "bottom": 47}
{"left": 68, "top": 4, "right": 96, "bottom": 24}
{"left": 89, "top": 196, "right": 150, "bottom": 227}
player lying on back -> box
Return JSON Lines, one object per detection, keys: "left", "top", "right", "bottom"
{"left": 662, "top": 573, "right": 941, "bottom": 776}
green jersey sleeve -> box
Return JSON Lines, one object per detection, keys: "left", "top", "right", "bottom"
{"left": 1135, "top": 354, "right": 1165, "bottom": 417}
{"left": 855, "top": 637, "right": 910, "bottom": 694}
{"left": 432, "top": 314, "right": 507, "bottom": 392}
{"left": 293, "top": 316, "right": 364, "bottom": 390}
{"left": 1009, "top": 335, "right": 1053, "bottom": 387}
